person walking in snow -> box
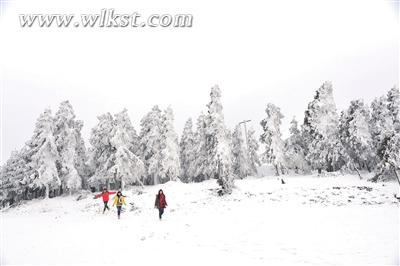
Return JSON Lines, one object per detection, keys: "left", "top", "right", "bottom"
{"left": 94, "top": 188, "right": 116, "bottom": 214}
{"left": 112, "top": 191, "right": 126, "bottom": 219}
{"left": 154, "top": 189, "right": 168, "bottom": 220}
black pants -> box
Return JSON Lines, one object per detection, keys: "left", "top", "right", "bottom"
{"left": 158, "top": 208, "right": 164, "bottom": 219}
{"left": 103, "top": 201, "right": 109, "bottom": 213}
{"left": 117, "top": 206, "right": 122, "bottom": 217}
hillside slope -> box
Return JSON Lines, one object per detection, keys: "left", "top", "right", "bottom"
{"left": 1, "top": 175, "right": 399, "bottom": 265}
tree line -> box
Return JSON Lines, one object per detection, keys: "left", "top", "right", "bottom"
{"left": 0, "top": 82, "right": 399, "bottom": 207}
{"left": 263, "top": 81, "right": 399, "bottom": 182}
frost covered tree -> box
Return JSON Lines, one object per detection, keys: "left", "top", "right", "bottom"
{"left": 191, "top": 113, "right": 208, "bottom": 182}
{"left": 159, "top": 106, "right": 181, "bottom": 183}
{"left": 260, "top": 103, "right": 286, "bottom": 175}
{"left": 302, "top": 81, "right": 344, "bottom": 173}
{"left": 109, "top": 109, "right": 145, "bottom": 189}
{"left": 112, "top": 109, "right": 140, "bottom": 155}
{"left": 26, "top": 109, "right": 61, "bottom": 197}
{"left": 204, "top": 85, "right": 234, "bottom": 194}
{"left": 370, "top": 96, "right": 393, "bottom": 156}
{"left": 374, "top": 133, "right": 400, "bottom": 183}
{"left": 370, "top": 86, "right": 400, "bottom": 181}
{"left": 387, "top": 86, "right": 400, "bottom": 132}
{"left": 74, "top": 120, "right": 90, "bottom": 188}
{"left": 89, "top": 110, "right": 144, "bottom": 189}
{"left": 2, "top": 104, "right": 88, "bottom": 205}
{"left": 246, "top": 127, "right": 260, "bottom": 176}
{"left": 232, "top": 124, "right": 251, "bottom": 178}
{"left": 0, "top": 150, "right": 30, "bottom": 191}
{"left": 139, "top": 105, "right": 164, "bottom": 185}
{"left": 53, "top": 101, "right": 88, "bottom": 192}
{"left": 338, "top": 100, "right": 373, "bottom": 174}
{"left": 383, "top": 133, "right": 400, "bottom": 183}
{"left": 0, "top": 149, "right": 33, "bottom": 207}
{"left": 385, "top": 86, "right": 400, "bottom": 180}
{"left": 180, "top": 118, "right": 196, "bottom": 182}
{"left": 88, "top": 113, "right": 115, "bottom": 189}
{"left": 284, "top": 118, "right": 309, "bottom": 174}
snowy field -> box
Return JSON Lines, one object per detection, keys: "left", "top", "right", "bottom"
{"left": 1, "top": 175, "right": 399, "bottom": 265}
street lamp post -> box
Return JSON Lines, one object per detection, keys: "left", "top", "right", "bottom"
{"left": 238, "top": 119, "right": 251, "bottom": 150}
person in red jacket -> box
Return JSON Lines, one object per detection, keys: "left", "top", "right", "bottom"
{"left": 154, "top": 189, "right": 168, "bottom": 220}
{"left": 94, "top": 188, "right": 116, "bottom": 214}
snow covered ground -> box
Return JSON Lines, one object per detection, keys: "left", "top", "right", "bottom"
{"left": 1, "top": 175, "right": 399, "bottom": 265}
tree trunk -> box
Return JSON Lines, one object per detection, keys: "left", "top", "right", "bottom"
{"left": 389, "top": 162, "right": 400, "bottom": 187}
{"left": 369, "top": 172, "right": 380, "bottom": 183}
{"left": 393, "top": 169, "right": 400, "bottom": 187}
{"left": 275, "top": 165, "right": 280, "bottom": 176}
{"left": 24, "top": 187, "right": 29, "bottom": 200}
{"left": 354, "top": 167, "right": 363, "bottom": 180}
{"left": 121, "top": 178, "right": 125, "bottom": 191}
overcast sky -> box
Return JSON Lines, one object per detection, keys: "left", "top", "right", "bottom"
{"left": 0, "top": 0, "right": 398, "bottom": 163}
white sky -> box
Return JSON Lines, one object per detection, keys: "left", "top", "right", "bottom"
{"left": 0, "top": 0, "right": 399, "bottom": 163}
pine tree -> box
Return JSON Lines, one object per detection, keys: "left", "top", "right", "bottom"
{"left": 284, "top": 118, "right": 309, "bottom": 174}
{"left": 54, "top": 101, "right": 88, "bottom": 192}
{"left": 191, "top": 113, "right": 208, "bottom": 182}
{"left": 370, "top": 96, "right": 394, "bottom": 152}
{"left": 260, "top": 103, "right": 286, "bottom": 175}
{"left": 232, "top": 124, "right": 251, "bottom": 178}
{"left": 302, "top": 81, "right": 343, "bottom": 173}
{"left": 246, "top": 127, "right": 260, "bottom": 176}
{"left": 204, "top": 85, "right": 234, "bottom": 194}
{"left": 0, "top": 149, "right": 32, "bottom": 207}
{"left": 74, "top": 120, "right": 90, "bottom": 189}
{"left": 387, "top": 86, "right": 400, "bottom": 132}
{"left": 338, "top": 100, "right": 373, "bottom": 173}
{"left": 384, "top": 86, "right": 400, "bottom": 181}
{"left": 110, "top": 109, "right": 145, "bottom": 189}
{"left": 374, "top": 133, "right": 400, "bottom": 181}
{"left": 370, "top": 86, "right": 400, "bottom": 181}
{"left": 26, "top": 109, "right": 61, "bottom": 197}
{"left": 112, "top": 109, "right": 139, "bottom": 154}
{"left": 139, "top": 105, "right": 164, "bottom": 185}
{"left": 89, "top": 109, "right": 144, "bottom": 189}
{"left": 180, "top": 118, "right": 196, "bottom": 182}
{"left": 370, "top": 95, "right": 394, "bottom": 170}
{"left": 88, "top": 113, "right": 115, "bottom": 189}
{"left": 159, "top": 106, "right": 181, "bottom": 183}
{"left": 383, "top": 133, "right": 400, "bottom": 182}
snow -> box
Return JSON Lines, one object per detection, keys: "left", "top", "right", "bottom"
{"left": 1, "top": 175, "right": 399, "bottom": 265}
